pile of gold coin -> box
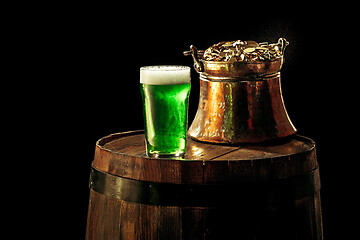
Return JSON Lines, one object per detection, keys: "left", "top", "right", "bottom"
{"left": 202, "top": 39, "right": 286, "bottom": 62}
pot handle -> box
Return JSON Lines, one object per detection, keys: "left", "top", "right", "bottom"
{"left": 278, "top": 38, "right": 289, "bottom": 55}
{"left": 183, "top": 45, "right": 204, "bottom": 73}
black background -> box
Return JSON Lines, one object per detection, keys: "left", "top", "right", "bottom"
{"left": 19, "top": 3, "right": 357, "bottom": 239}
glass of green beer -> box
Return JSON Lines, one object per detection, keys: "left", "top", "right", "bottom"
{"left": 140, "top": 65, "right": 191, "bottom": 158}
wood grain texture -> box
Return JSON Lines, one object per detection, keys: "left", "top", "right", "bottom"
{"left": 86, "top": 130, "right": 323, "bottom": 239}
{"left": 93, "top": 130, "right": 317, "bottom": 184}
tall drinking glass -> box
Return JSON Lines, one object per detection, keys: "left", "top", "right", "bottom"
{"left": 140, "top": 66, "right": 191, "bottom": 158}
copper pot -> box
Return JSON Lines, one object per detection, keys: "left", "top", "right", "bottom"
{"left": 184, "top": 38, "right": 296, "bottom": 144}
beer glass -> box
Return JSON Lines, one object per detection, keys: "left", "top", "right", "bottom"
{"left": 140, "top": 66, "right": 191, "bottom": 158}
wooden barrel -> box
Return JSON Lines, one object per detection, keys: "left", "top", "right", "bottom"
{"left": 86, "top": 130, "right": 323, "bottom": 240}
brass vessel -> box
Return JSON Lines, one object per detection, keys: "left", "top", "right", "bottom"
{"left": 184, "top": 38, "right": 296, "bottom": 144}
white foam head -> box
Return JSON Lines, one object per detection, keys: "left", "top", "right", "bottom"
{"left": 140, "top": 65, "right": 191, "bottom": 85}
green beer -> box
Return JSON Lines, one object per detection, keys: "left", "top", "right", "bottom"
{"left": 140, "top": 66, "right": 191, "bottom": 158}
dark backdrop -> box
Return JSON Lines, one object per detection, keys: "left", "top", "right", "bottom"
{"left": 24, "top": 4, "right": 355, "bottom": 239}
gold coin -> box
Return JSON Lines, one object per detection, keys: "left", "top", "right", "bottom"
{"left": 245, "top": 40, "right": 259, "bottom": 47}
{"left": 256, "top": 47, "right": 269, "bottom": 51}
{"left": 244, "top": 47, "right": 255, "bottom": 53}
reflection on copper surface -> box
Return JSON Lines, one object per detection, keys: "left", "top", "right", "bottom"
{"left": 188, "top": 73, "right": 296, "bottom": 144}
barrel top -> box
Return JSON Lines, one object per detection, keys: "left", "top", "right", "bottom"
{"left": 93, "top": 130, "right": 317, "bottom": 184}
